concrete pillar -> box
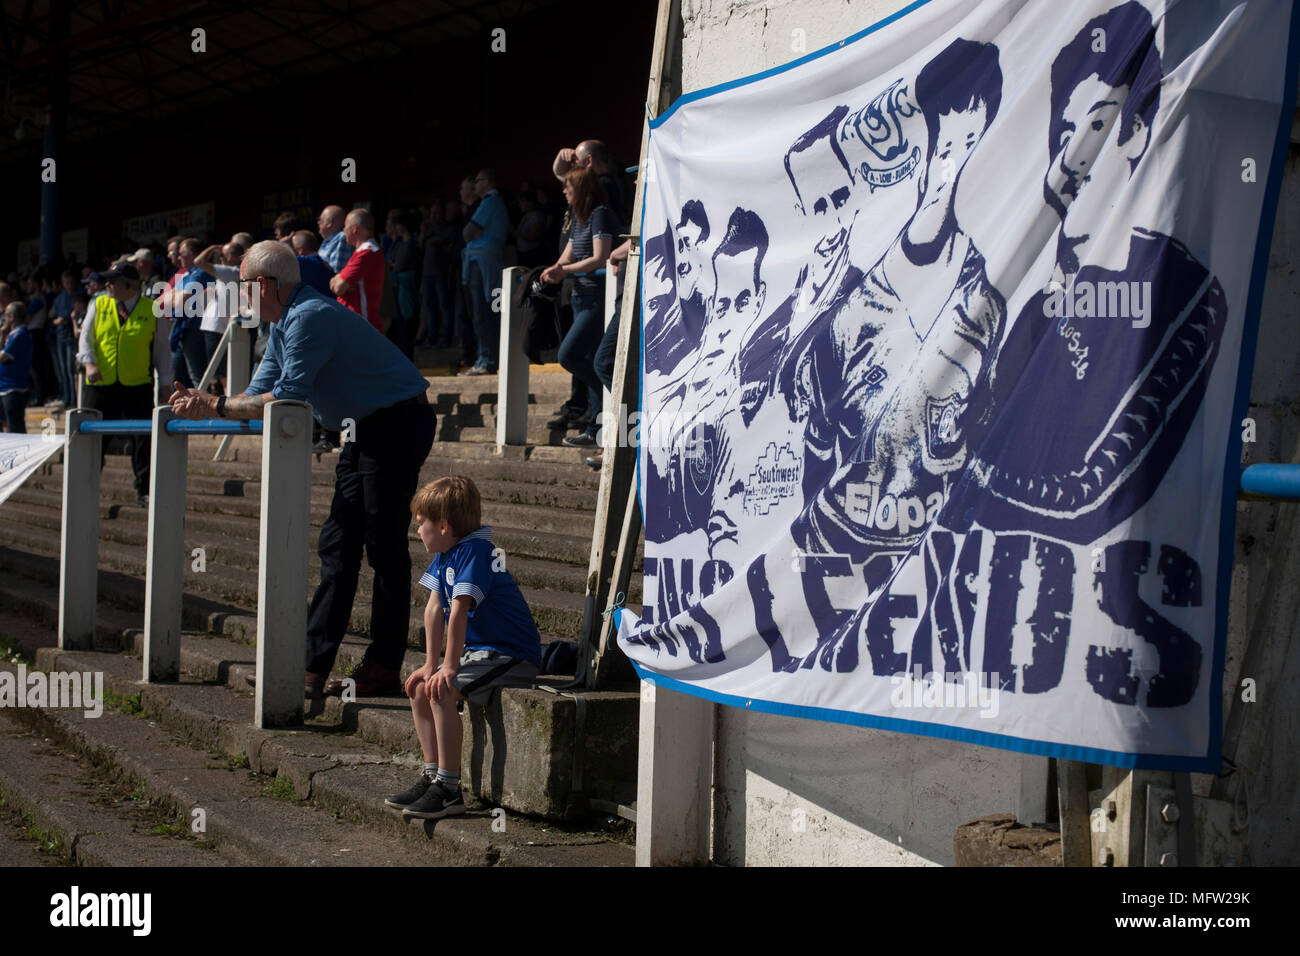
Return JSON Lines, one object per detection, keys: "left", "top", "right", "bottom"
{"left": 496, "top": 267, "right": 529, "bottom": 447}
{"left": 636, "top": 682, "right": 715, "bottom": 865}
{"left": 254, "top": 400, "right": 312, "bottom": 728}
{"left": 143, "top": 406, "right": 187, "bottom": 683}
{"left": 59, "top": 407, "right": 101, "bottom": 650}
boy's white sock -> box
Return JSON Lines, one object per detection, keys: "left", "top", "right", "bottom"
{"left": 435, "top": 768, "right": 460, "bottom": 789}
{"left": 422, "top": 761, "right": 438, "bottom": 779}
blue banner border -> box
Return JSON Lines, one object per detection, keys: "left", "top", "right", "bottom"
{"left": 634, "top": 0, "right": 1300, "bottom": 774}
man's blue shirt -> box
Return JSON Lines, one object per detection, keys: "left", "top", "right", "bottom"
{"left": 319, "top": 231, "right": 353, "bottom": 273}
{"left": 171, "top": 266, "right": 214, "bottom": 345}
{"left": 463, "top": 190, "right": 508, "bottom": 298}
{"left": 419, "top": 527, "right": 543, "bottom": 666}
{"left": 245, "top": 284, "right": 428, "bottom": 429}
{"left": 0, "top": 327, "right": 34, "bottom": 392}
{"left": 466, "top": 191, "right": 508, "bottom": 258}
{"left": 51, "top": 291, "right": 76, "bottom": 342}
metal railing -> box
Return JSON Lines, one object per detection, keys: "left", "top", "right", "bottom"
{"left": 60, "top": 400, "right": 312, "bottom": 728}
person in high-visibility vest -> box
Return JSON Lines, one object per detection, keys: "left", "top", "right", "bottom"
{"left": 76, "top": 263, "right": 173, "bottom": 507}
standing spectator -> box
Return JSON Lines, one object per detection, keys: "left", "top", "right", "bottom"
{"left": 514, "top": 190, "right": 550, "bottom": 269}
{"left": 49, "top": 271, "right": 80, "bottom": 408}
{"left": 418, "top": 199, "right": 455, "bottom": 348}
{"left": 160, "top": 238, "right": 215, "bottom": 388}
{"left": 0, "top": 300, "right": 33, "bottom": 433}
{"left": 194, "top": 243, "right": 243, "bottom": 392}
{"left": 231, "top": 232, "right": 255, "bottom": 252}
{"left": 131, "top": 248, "right": 159, "bottom": 294}
{"left": 164, "top": 236, "right": 182, "bottom": 279}
{"left": 542, "top": 167, "right": 619, "bottom": 448}
{"left": 169, "top": 241, "right": 435, "bottom": 698}
{"left": 76, "top": 264, "right": 172, "bottom": 506}
{"left": 386, "top": 210, "right": 419, "bottom": 358}
{"left": 459, "top": 168, "right": 508, "bottom": 375}
{"left": 274, "top": 213, "right": 305, "bottom": 242}
{"left": 317, "top": 206, "right": 352, "bottom": 274}
{"left": 330, "top": 209, "right": 386, "bottom": 334}
{"left": 552, "top": 139, "right": 630, "bottom": 225}
{"left": 22, "top": 278, "right": 53, "bottom": 407}
{"left": 289, "top": 230, "right": 336, "bottom": 296}
{"left": 449, "top": 182, "right": 479, "bottom": 367}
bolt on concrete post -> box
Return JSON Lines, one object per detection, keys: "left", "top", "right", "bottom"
{"left": 59, "top": 408, "right": 102, "bottom": 650}
{"left": 496, "top": 267, "right": 529, "bottom": 448}
{"left": 255, "top": 400, "right": 312, "bottom": 728}
{"left": 143, "top": 405, "right": 187, "bottom": 683}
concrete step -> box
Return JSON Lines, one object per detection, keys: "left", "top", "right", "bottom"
{"left": 6, "top": 478, "right": 626, "bottom": 571}
{"left": 12, "top": 467, "right": 602, "bottom": 540}
{"left": 7, "top": 479, "right": 624, "bottom": 571}
{"left": 8, "top": 623, "right": 633, "bottom": 860}
{"left": 0, "top": 704, "right": 255, "bottom": 867}
{"left": 182, "top": 435, "right": 609, "bottom": 470}
{"left": 183, "top": 451, "right": 604, "bottom": 491}
{"left": 0, "top": 518, "right": 600, "bottom": 641}
{"left": 3, "top": 653, "right": 629, "bottom": 865}
{"left": 114, "top": 627, "right": 638, "bottom": 815}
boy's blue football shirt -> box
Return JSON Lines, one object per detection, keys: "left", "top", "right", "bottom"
{"left": 419, "top": 526, "right": 542, "bottom": 667}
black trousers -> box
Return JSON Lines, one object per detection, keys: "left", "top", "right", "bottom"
{"left": 83, "top": 382, "right": 154, "bottom": 495}
{"left": 305, "top": 400, "right": 436, "bottom": 677}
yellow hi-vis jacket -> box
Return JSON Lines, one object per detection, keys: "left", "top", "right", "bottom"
{"left": 90, "top": 294, "right": 157, "bottom": 387}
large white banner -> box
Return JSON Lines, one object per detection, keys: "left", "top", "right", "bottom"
{"left": 618, "top": 0, "right": 1299, "bottom": 770}
{"left": 0, "top": 433, "right": 65, "bottom": 507}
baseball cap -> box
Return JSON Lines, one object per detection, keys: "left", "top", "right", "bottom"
{"left": 99, "top": 264, "right": 140, "bottom": 282}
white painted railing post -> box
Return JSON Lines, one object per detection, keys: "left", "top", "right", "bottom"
{"left": 143, "top": 405, "right": 187, "bottom": 683}
{"left": 497, "top": 267, "right": 529, "bottom": 447}
{"left": 214, "top": 319, "right": 253, "bottom": 463}
{"left": 228, "top": 319, "right": 251, "bottom": 396}
{"left": 255, "top": 399, "right": 312, "bottom": 728}
{"left": 636, "top": 683, "right": 715, "bottom": 866}
{"left": 59, "top": 408, "right": 102, "bottom": 651}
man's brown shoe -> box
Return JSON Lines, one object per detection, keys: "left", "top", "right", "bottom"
{"left": 324, "top": 659, "right": 402, "bottom": 697}
{"left": 305, "top": 672, "right": 326, "bottom": 700}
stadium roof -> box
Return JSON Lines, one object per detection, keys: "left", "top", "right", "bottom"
{"left": 0, "top": 0, "right": 562, "bottom": 162}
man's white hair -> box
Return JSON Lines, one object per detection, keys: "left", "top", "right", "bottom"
{"left": 243, "top": 239, "right": 301, "bottom": 287}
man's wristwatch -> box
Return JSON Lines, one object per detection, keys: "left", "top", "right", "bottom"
{"left": 216, "top": 395, "right": 228, "bottom": 417}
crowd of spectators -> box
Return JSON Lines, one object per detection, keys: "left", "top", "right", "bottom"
{"left": 2, "top": 138, "right": 631, "bottom": 466}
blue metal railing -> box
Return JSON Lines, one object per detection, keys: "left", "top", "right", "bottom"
{"left": 77, "top": 419, "right": 263, "bottom": 436}
{"left": 1240, "top": 463, "right": 1300, "bottom": 501}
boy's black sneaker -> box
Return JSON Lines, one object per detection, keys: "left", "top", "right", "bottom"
{"left": 384, "top": 772, "right": 434, "bottom": 809}
{"left": 402, "top": 781, "right": 465, "bottom": 820}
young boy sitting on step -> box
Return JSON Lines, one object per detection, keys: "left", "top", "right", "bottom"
{"left": 385, "top": 475, "right": 543, "bottom": 820}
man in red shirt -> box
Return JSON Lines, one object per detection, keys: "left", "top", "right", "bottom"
{"left": 329, "top": 208, "right": 385, "bottom": 333}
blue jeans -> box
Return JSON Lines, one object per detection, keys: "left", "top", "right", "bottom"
{"left": 467, "top": 260, "right": 498, "bottom": 369}
{"left": 594, "top": 292, "right": 623, "bottom": 391}
{"left": 53, "top": 332, "right": 76, "bottom": 405}
{"left": 420, "top": 271, "right": 451, "bottom": 344}
{"left": 558, "top": 291, "right": 606, "bottom": 433}
{"left": 180, "top": 328, "right": 209, "bottom": 387}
